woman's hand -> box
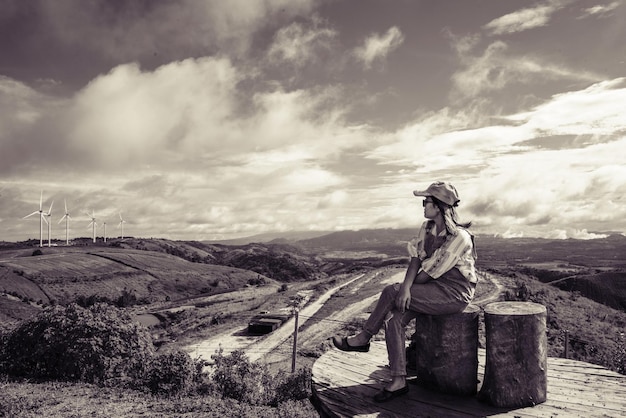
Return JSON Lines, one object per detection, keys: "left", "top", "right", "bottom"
{"left": 396, "top": 257, "right": 423, "bottom": 312}
{"left": 396, "top": 286, "right": 411, "bottom": 313}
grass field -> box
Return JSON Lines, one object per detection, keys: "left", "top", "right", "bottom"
{"left": 2, "top": 246, "right": 267, "bottom": 300}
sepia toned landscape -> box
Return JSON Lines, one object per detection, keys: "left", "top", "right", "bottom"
{"left": 1, "top": 231, "right": 624, "bottom": 417}
{"left": 2, "top": 1, "right": 626, "bottom": 416}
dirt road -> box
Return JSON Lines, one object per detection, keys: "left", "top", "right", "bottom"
{"left": 472, "top": 270, "right": 506, "bottom": 306}
{"left": 186, "top": 272, "right": 375, "bottom": 364}
{"left": 186, "top": 268, "right": 506, "bottom": 368}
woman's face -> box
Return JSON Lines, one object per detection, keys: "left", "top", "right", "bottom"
{"left": 422, "top": 198, "right": 440, "bottom": 219}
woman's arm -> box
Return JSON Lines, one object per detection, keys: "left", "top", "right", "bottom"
{"left": 402, "top": 257, "right": 421, "bottom": 287}
{"left": 397, "top": 257, "right": 426, "bottom": 312}
{"left": 398, "top": 222, "right": 429, "bottom": 311}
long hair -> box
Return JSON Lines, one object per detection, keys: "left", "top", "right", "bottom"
{"left": 431, "top": 197, "right": 472, "bottom": 236}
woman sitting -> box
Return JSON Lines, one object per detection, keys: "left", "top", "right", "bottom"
{"left": 332, "top": 181, "right": 477, "bottom": 403}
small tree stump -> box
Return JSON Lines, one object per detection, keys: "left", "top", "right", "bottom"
{"left": 413, "top": 304, "right": 480, "bottom": 396}
{"left": 478, "top": 301, "right": 547, "bottom": 408}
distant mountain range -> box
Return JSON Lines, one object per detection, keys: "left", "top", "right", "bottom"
{"left": 207, "top": 229, "right": 626, "bottom": 267}
{"left": 204, "top": 230, "right": 333, "bottom": 245}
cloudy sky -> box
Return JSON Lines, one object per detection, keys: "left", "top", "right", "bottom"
{"left": 1, "top": 0, "right": 625, "bottom": 243}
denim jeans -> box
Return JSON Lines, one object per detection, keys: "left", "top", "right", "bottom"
{"left": 362, "top": 270, "right": 474, "bottom": 377}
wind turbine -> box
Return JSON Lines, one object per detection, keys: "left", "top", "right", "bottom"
{"left": 86, "top": 210, "right": 98, "bottom": 243}
{"left": 58, "top": 199, "right": 72, "bottom": 245}
{"left": 102, "top": 220, "right": 107, "bottom": 243}
{"left": 23, "top": 191, "right": 46, "bottom": 247}
{"left": 44, "top": 200, "right": 54, "bottom": 247}
{"left": 118, "top": 212, "right": 126, "bottom": 239}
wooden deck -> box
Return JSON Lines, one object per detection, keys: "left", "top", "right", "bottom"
{"left": 312, "top": 341, "right": 626, "bottom": 417}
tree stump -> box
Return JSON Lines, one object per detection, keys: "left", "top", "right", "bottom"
{"left": 478, "top": 301, "right": 547, "bottom": 408}
{"left": 413, "top": 304, "right": 480, "bottom": 396}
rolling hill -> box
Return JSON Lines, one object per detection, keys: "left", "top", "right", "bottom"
{"left": 0, "top": 236, "right": 377, "bottom": 328}
{"left": 541, "top": 271, "right": 626, "bottom": 311}
{"left": 0, "top": 245, "right": 273, "bottom": 327}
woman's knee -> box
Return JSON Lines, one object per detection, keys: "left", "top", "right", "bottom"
{"left": 385, "top": 311, "right": 415, "bottom": 336}
{"left": 383, "top": 283, "right": 399, "bottom": 296}
{"left": 382, "top": 284, "right": 398, "bottom": 298}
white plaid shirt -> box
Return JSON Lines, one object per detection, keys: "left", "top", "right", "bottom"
{"left": 407, "top": 221, "right": 477, "bottom": 284}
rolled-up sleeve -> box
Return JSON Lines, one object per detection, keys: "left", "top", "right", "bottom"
{"left": 420, "top": 229, "right": 473, "bottom": 279}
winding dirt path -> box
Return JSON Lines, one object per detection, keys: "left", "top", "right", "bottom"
{"left": 472, "top": 270, "right": 506, "bottom": 306}
{"left": 186, "top": 272, "right": 371, "bottom": 364}
{"left": 295, "top": 271, "right": 403, "bottom": 344}
{"left": 185, "top": 268, "right": 506, "bottom": 366}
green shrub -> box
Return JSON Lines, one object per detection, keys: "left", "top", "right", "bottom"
{"left": 75, "top": 294, "right": 112, "bottom": 307}
{"left": 210, "top": 349, "right": 312, "bottom": 407}
{"left": 272, "top": 368, "right": 312, "bottom": 405}
{"left": 146, "top": 349, "right": 197, "bottom": 395}
{"left": 116, "top": 288, "right": 138, "bottom": 307}
{"left": 211, "top": 349, "right": 274, "bottom": 405}
{"left": 0, "top": 303, "right": 154, "bottom": 386}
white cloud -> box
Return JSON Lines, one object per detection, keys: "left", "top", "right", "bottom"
{"left": 364, "top": 77, "right": 626, "bottom": 236}
{"left": 0, "top": 53, "right": 377, "bottom": 240}
{"left": 460, "top": 139, "right": 626, "bottom": 238}
{"left": 317, "top": 190, "right": 349, "bottom": 209}
{"left": 450, "top": 41, "right": 602, "bottom": 100}
{"left": 29, "top": 70, "right": 617, "bottom": 240}
{"left": 443, "top": 29, "right": 481, "bottom": 57}
{"left": 8, "top": 56, "right": 367, "bottom": 175}
{"left": 365, "top": 105, "right": 532, "bottom": 176}
{"left": 483, "top": 1, "right": 571, "bottom": 35}
{"left": 546, "top": 229, "right": 608, "bottom": 239}
{"left": 500, "top": 229, "right": 524, "bottom": 238}
{"left": 65, "top": 58, "right": 242, "bottom": 168}
{"left": 353, "top": 26, "right": 404, "bottom": 70}
{"left": 508, "top": 78, "right": 626, "bottom": 137}
{"left": 578, "top": 1, "right": 621, "bottom": 19}
{"left": 267, "top": 17, "right": 338, "bottom": 68}
{"left": 68, "top": 62, "right": 367, "bottom": 234}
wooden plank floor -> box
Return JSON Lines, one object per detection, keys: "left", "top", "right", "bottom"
{"left": 312, "top": 341, "right": 626, "bottom": 417}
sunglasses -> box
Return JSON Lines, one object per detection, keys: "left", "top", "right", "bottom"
{"left": 422, "top": 199, "right": 435, "bottom": 207}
